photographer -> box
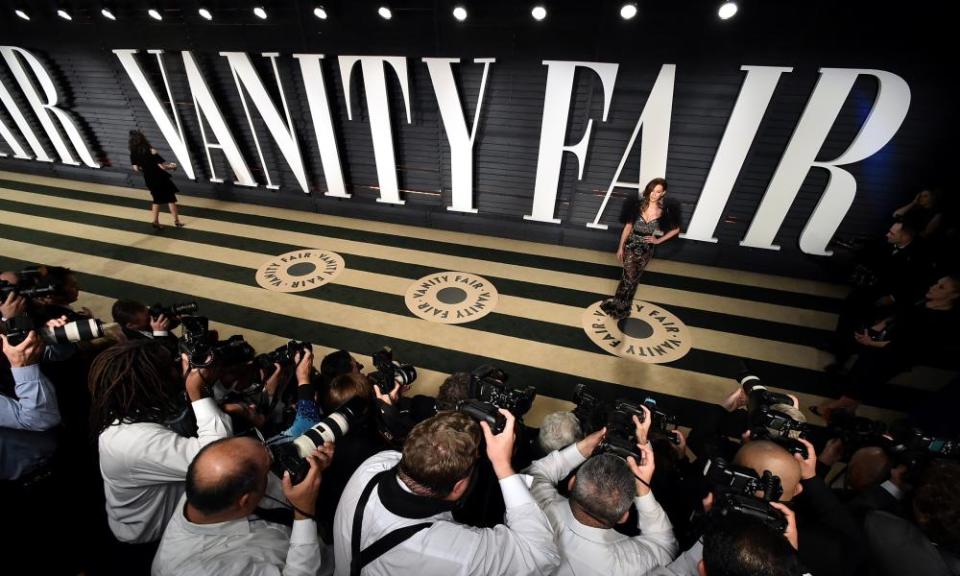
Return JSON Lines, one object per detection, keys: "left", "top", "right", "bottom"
{"left": 0, "top": 329, "right": 60, "bottom": 431}
{"left": 152, "top": 436, "right": 334, "bottom": 576}
{"left": 332, "top": 410, "right": 560, "bottom": 576}
{"left": 90, "top": 339, "right": 233, "bottom": 547}
{"left": 524, "top": 405, "right": 678, "bottom": 575}
{"left": 111, "top": 299, "right": 179, "bottom": 347}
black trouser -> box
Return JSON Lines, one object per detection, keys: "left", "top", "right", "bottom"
{"left": 842, "top": 345, "right": 911, "bottom": 401}
{"left": 830, "top": 287, "right": 894, "bottom": 361}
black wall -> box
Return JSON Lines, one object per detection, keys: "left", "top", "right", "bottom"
{"left": 0, "top": 0, "right": 954, "bottom": 278}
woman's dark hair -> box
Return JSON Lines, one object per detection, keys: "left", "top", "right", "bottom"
{"left": 619, "top": 177, "right": 670, "bottom": 224}
{"left": 88, "top": 339, "right": 184, "bottom": 434}
{"left": 640, "top": 177, "right": 668, "bottom": 214}
{"left": 129, "top": 130, "right": 151, "bottom": 157}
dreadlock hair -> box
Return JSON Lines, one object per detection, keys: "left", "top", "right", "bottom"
{"left": 88, "top": 339, "right": 184, "bottom": 434}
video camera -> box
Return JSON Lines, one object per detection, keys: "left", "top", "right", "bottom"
{"left": 269, "top": 395, "right": 366, "bottom": 483}
{"left": 178, "top": 315, "right": 255, "bottom": 368}
{"left": 468, "top": 365, "right": 535, "bottom": 416}
{"left": 367, "top": 346, "right": 417, "bottom": 394}
{"left": 738, "top": 366, "right": 809, "bottom": 457}
{"left": 703, "top": 457, "right": 787, "bottom": 533}
{"left": 457, "top": 399, "right": 507, "bottom": 434}
{"left": 2, "top": 315, "right": 115, "bottom": 346}
{"left": 255, "top": 340, "right": 312, "bottom": 371}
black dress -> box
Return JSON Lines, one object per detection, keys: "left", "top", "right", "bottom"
{"left": 130, "top": 149, "right": 178, "bottom": 204}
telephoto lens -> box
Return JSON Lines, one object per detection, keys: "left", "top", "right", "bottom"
{"left": 271, "top": 396, "right": 366, "bottom": 483}
{"left": 40, "top": 319, "right": 117, "bottom": 344}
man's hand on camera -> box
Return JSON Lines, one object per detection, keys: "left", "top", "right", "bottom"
{"left": 626, "top": 440, "right": 655, "bottom": 497}
{"left": 150, "top": 312, "right": 170, "bottom": 332}
{"left": 282, "top": 444, "right": 334, "bottom": 520}
{"left": 45, "top": 315, "right": 68, "bottom": 329}
{"left": 819, "top": 438, "right": 844, "bottom": 467}
{"left": 0, "top": 291, "right": 26, "bottom": 320}
{"left": 769, "top": 502, "right": 799, "bottom": 550}
{"left": 295, "top": 348, "right": 314, "bottom": 384}
{"left": 262, "top": 363, "right": 284, "bottom": 398}
{"left": 182, "top": 353, "right": 217, "bottom": 402}
{"left": 671, "top": 429, "right": 688, "bottom": 459}
{"left": 632, "top": 405, "right": 652, "bottom": 444}
{"left": 576, "top": 427, "right": 607, "bottom": 458}
{"left": 1, "top": 330, "right": 44, "bottom": 367}
{"left": 373, "top": 383, "right": 401, "bottom": 407}
{"left": 481, "top": 408, "right": 516, "bottom": 480}
{"left": 794, "top": 438, "right": 817, "bottom": 480}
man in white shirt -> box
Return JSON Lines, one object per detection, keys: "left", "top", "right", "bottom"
{"left": 90, "top": 339, "right": 233, "bottom": 543}
{"left": 524, "top": 405, "right": 677, "bottom": 575}
{"left": 333, "top": 409, "right": 560, "bottom": 576}
{"left": 152, "top": 435, "right": 334, "bottom": 576}
{"left": 0, "top": 330, "right": 60, "bottom": 431}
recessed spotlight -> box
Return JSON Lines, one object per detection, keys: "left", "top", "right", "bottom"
{"left": 718, "top": 1, "right": 738, "bottom": 20}
{"left": 453, "top": 5, "right": 467, "bottom": 21}
{"left": 378, "top": 6, "right": 392, "bottom": 20}
{"left": 313, "top": 6, "right": 327, "bottom": 19}
{"left": 253, "top": 6, "right": 268, "bottom": 19}
{"left": 57, "top": 8, "right": 72, "bottom": 21}
{"left": 147, "top": 8, "right": 162, "bottom": 21}
{"left": 15, "top": 9, "right": 30, "bottom": 20}
{"left": 620, "top": 3, "right": 637, "bottom": 20}
{"left": 531, "top": 5, "right": 546, "bottom": 21}
{"left": 101, "top": 7, "right": 116, "bottom": 20}
{"left": 198, "top": 7, "right": 212, "bottom": 20}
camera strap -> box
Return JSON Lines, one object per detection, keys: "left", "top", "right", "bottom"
{"left": 350, "top": 469, "right": 432, "bottom": 576}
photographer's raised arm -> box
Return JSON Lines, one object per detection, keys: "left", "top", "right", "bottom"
{"left": 525, "top": 427, "right": 605, "bottom": 508}
{"left": 0, "top": 331, "right": 60, "bottom": 431}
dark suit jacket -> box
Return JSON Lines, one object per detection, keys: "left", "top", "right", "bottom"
{"left": 864, "top": 511, "right": 960, "bottom": 576}
{"left": 795, "top": 475, "right": 868, "bottom": 576}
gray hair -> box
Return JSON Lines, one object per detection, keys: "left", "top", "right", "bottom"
{"left": 571, "top": 454, "right": 635, "bottom": 527}
{"left": 538, "top": 411, "right": 583, "bottom": 453}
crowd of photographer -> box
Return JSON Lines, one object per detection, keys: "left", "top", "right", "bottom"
{"left": 2, "top": 187, "right": 959, "bottom": 576}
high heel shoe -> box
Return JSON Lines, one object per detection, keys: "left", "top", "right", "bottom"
{"left": 174, "top": 220, "right": 185, "bottom": 228}
{"left": 152, "top": 221, "right": 162, "bottom": 231}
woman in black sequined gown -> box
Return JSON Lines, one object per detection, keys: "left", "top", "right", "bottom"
{"left": 600, "top": 178, "right": 680, "bottom": 320}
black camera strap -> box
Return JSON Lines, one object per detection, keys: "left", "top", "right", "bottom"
{"left": 350, "top": 469, "right": 432, "bottom": 576}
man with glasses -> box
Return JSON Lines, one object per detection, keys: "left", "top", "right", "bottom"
{"left": 152, "top": 434, "right": 335, "bottom": 575}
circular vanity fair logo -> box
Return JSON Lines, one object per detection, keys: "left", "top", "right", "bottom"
{"left": 405, "top": 272, "right": 499, "bottom": 324}
{"left": 255, "top": 249, "right": 345, "bottom": 293}
{"left": 582, "top": 301, "right": 693, "bottom": 364}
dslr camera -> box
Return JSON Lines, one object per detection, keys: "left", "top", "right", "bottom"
{"left": 256, "top": 340, "right": 312, "bottom": 371}
{"left": 738, "top": 366, "right": 809, "bottom": 457}
{"left": 457, "top": 399, "right": 507, "bottom": 434}
{"left": 270, "top": 396, "right": 367, "bottom": 483}
{"left": 468, "top": 365, "right": 535, "bottom": 416}
{"left": 178, "top": 316, "right": 255, "bottom": 368}
{"left": 0, "top": 266, "right": 56, "bottom": 301}
{"left": 703, "top": 457, "right": 787, "bottom": 533}
{"left": 3, "top": 315, "right": 114, "bottom": 346}
{"left": 148, "top": 301, "right": 198, "bottom": 329}
{"left": 367, "top": 346, "right": 417, "bottom": 394}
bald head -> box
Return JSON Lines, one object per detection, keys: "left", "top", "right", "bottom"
{"left": 846, "top": 447, "right": 891, "bottom": 492}
{"left": 734, "top": 440, "right": 803, "bottom": 501}
{"left": 186, "top": 436, "right": 271, "bottom": 517}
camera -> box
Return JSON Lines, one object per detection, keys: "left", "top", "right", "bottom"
{"left": 468, "top": 365, "right": 535, "bottom": 417}
{"left": 0, "top": 279, "right": 56, "bottom": 300}
{"left": 457, "top": 399, "right": 507, "bottom": 434}
{"left": 703, "top": 458, "right": 786, "bottom": 533}
{"left": 270, "top": 396, "right": 367, "bottom": 483}
{"left": 2, "top": 315, "right": 113, "bottom": 346}
{"left": 149, "top": 301, "right": 198, "bottom": 320}
{"left": 738, "top": 365, "right": 809, "bottom": 457}
{"left": 368, "top": 346, "right": 417, "bottom": 394}
{"left": 178, "top": 316, "right": 255, "bottom": 368}
{"left": 256, "top": 340, "right": 312, "bottom": 370}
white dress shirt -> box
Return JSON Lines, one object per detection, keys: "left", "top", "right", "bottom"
{"left": 333, "top": 451, "right": 560, "bottom": 576}
{"left": 98, "top": 397, "right": 233, "bottom": 543}
{"left": 152, "top": 493, "right": 331, "bottom": 576}
{"left": 524, "top": 444, "right": 678, "bottom": 576}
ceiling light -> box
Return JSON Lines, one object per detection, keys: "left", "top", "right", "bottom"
{"left": 253, "top": 6, "right": 268, "bottom": 19}
{"left": 15, "top": 9, "right": 30, "bottom": 20}
{"left": 313, "top": 6, "right": 327, "bottom": 19}
{"left": 452, "top": 5, "right": 467, "bottom": 21}
{"left": 531, "top": 5, "right": 546, "bottom": 21}
{"left": 718, "top": 2, "right": 738, "bottom": 20}
{"left": 147, "top": 8, "right": 162, "bottom": 20}
{"left": 101, "top": 7, "right": 116, "bottom": 20}
{"left": 620, "top": 3, "right": 637, "bottom": 20}
{"left": 198, "top": 7, "right": 212, "bottom": 20}
{"left": 378, "top": 6, "right": 392, "bottom": 20}
{"left": 57, "top": 8, "right": 72, "bottom": 21}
